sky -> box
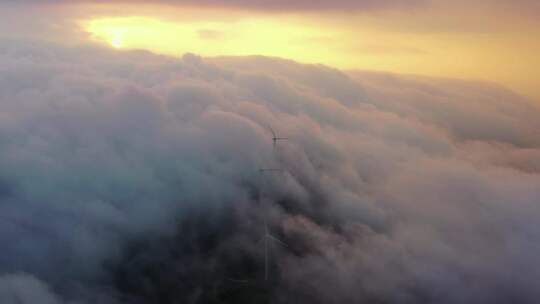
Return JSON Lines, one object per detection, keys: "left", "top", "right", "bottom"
{"left": 1, "top": 2, "right": 540, "bottom": 304}
{"left": 0, "top": 0, "right": 539, "bottom": 101}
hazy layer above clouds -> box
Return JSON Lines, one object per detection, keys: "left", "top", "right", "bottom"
{"left": 7, "top": 0, "right": 539, "bottom": 13}
{"left": 2, "top": 0, "right": 422, "bottom": 11}
{"left": 1, "top": 1, "right": 539, "bottom": 103}
{"left": 0, "top": 41, "right": 539, "bottom": 304}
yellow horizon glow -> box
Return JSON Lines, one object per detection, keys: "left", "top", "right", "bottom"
{"left": 82, "top": 13, "right": 540, "bottom": 102}
{"left": 83, "top": 16, "right": 341, "bottom": 63}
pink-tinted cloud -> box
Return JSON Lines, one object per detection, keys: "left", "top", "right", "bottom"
{"left": 8, "top": 0, "right": 424, "bottom": 11}
{"left": 0, "top": 41, "right": 539, "bottom": 303}
{"left": 8, "top": 0, "right": 540, "bottom": 13}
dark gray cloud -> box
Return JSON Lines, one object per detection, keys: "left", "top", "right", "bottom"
{"left": 0, "top": 41, "right": 539, "bottom": 304}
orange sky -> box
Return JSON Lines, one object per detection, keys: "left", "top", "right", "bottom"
{"left": 2, "top": 1, "right": 539, "bottom": 101}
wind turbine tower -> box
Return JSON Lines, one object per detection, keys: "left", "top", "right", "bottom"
{"left": 258, "top": 125, "right": 289, "bottom": 281}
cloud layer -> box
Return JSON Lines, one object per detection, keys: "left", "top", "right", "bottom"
{"left": 0, "top": 41, "right": 539, "bottom": 303}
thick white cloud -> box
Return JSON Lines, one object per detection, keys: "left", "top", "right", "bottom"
{"left": 0, "top": 41, "right": 539, "bottom": 303}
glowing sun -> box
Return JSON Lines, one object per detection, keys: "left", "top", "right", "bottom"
{"left": 111, "top": 37, "right": 123, "bottom": 48}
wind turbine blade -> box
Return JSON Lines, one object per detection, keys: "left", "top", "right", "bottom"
{"left": 260, "top": 168, "right": 283, "bottom": 173}
{"left": 226, "top": 277, "right": 250, "bottom": 284}
{"left": 267, "top": 125, "right": 277, "bottom": 138}
{"left": 268, "top": 234, "right": 288, "bottom": 247}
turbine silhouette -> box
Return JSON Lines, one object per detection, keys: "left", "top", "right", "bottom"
{"left": 262, "top": 210, "right": 288, "bottom": 281}
{"left": 268, "top": 126, "right": 288, "bottom": 148}
{"left": 256, "top": 125, "right": 290, "bottom": 281}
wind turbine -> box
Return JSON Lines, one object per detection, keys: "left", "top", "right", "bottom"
{"left": 253, "top": 123, "right": 290, "bottom": 282}
{"left": 258, "top": 168, "right": 288, "bottom": 282}
{"left": 262, "top": 212, "right": 288, "bottom": 281}
{"left": 268, "top": 126, "right": 288, "bottom": 148}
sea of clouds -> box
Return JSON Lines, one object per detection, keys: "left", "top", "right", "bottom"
{"left": 0, "top": 40, "right": 539, "bottom": 303}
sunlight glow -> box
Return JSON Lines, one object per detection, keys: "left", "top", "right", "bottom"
{"left": 111, "top": 37, "right": 123, "bottom": 48}
{"left": 83, "top": 16, "right": 343, "bottom": 65}
{"left": 81, "top": 14, "right": 540, "bottom": 101}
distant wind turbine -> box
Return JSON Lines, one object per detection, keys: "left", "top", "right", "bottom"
{"left": 262, "top": 212, "right": 288, "bottom": 281}
{"left": 258, "top": 168, "right": 288, "bottom": 281}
